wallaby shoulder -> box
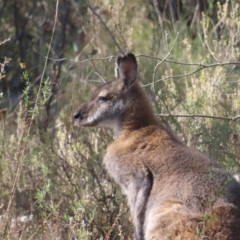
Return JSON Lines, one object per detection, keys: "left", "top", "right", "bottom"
{"left": 106, "top": 123, "right": 214, "bottom": 173}
{"left": 106, "top": 122, "right": 234, "bottom": 205}
{"left": 107, "top": 124, "right": 183, "bottom": 155}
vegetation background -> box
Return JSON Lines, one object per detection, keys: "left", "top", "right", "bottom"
{"left": 0, "top": 0, "right": 240, "bottom": 239}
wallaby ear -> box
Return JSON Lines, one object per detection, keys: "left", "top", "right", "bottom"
{"left": 115, "top": 53, "right": 138, "bottom": 89}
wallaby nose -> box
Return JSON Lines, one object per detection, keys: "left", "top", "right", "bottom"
{"left": 73, "top": 111, "right": 80, "bottom": 120}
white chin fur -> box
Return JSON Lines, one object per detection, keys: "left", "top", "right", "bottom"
{"left": 98, "top": 119, "right": 120, "bottom": 136}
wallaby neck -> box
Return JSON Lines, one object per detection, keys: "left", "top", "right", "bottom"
{"left": 119, "top": 83, "right": 159, "bottom": 134}
{"left": 115, "top": 83, "right": 183, "bottom": 147}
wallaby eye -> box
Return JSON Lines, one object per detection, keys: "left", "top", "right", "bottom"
{"left": 97, "top": 96, "right": 111, "bottom": 103}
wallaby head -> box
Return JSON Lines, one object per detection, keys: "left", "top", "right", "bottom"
{"left": 74, "top": 53, "right": 157, "bottom": 134}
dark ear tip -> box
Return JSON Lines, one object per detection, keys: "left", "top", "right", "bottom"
{"left": 127, "top": 53, "right": 137, "bottom": 64}
{"left": 116, "top": 52, "right": 137, "bottom": 65}
{"left": 126, "top": 53, "right": 136, "bottom": 58}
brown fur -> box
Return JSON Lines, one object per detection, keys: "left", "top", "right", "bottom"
{"left": 74, "top": 53, "right": 240, "bottom": 240}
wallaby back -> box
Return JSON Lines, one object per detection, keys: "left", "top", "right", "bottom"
{"left": 74, "top": 53, "right": 240, "bottom": 240}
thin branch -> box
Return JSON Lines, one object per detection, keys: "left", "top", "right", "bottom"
{"left": 156, "top": 113, "right": 240, "bottom": 121}
{"left": 144, "top": 66, "right": 205, "bottom": 86}
{"left": 34, "top": 0, "right": 59, "bottom": 115}
{"left": 34, "top": 51, "right": 240, "bottom": 87}
{"left": 88, "top": 4, "right": 124, "bottom": 54}
{"left": 95, "top": 72, "right": 106, "bottom": 83}
{"left": 198, "top": 32, "right": 220, "bottom": 63}
{"left": 156, "top": 92, "right": 171, "bottom": 115}
{"left": 34, "top": 50, "right": 240, "bottom": 89}
{"left": 34, "top": 49, "right": 240, "bottom": 70}
{"left": 152, "top": 0, "right": 164, "bottom": 33}
{"left": 152, "top": 32, "right": 179, "bottom": 90}
{"left": 138, "top": 54, "right": 240, "bottom": 69}
{"left": 89, "top": 56, "right": 106, "bottom": 83}
{"left": 44, "top": 0, "right": 70, "bottom": 129}
{"left": 0, "top": 37, "right": 10, "bottom": 46}
{"left": 33, "top": 48, "right": 116, "bottom": 63}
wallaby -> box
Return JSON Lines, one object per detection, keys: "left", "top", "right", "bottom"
{"left": 74, "top": 53, "right": 240, "bottom": 240}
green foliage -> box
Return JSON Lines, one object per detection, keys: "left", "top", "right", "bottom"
{"left": 0, "top": 0, "right": 240, "bottom": 239}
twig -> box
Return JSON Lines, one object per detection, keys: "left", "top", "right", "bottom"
{"left": 0, "top": 37, "right": 10, "bottom": 46}
{"left": 89, "top": 56, "right": 106, "bottom": 83}
{"left": 88, "top": 4, "right": 124, "bottom": 54}
{"left": 95, "top": 72, "right": 106, "bottom": 83}
{"left": 34, "top": 50, "right": 240, "bottom": 70}
{"left": 152, "top": 0, "right": 164, "bottom": 33}
{"left": 138, "top": 54, "right": 240, "bottom": 69}
{"left": 44, "top": 0, "right": 70, "bottom": 129}
{"left": 156, "top": 113, "right": 240, "bottom": 121}
{"left": 145, "top": 66, "right": 205, "bottom": 86}
{"left": 45, "top": 199, "right": 63, "bottom": 221}
{"left": 152, "top": 32, "right": 179, "bottom": 91}
{"left": 34, "top": 50, "right": 240, "bottom": 90}
{"left": 198, "top": 32, "right": 220, "bottom": 62}
{"left": 33, "top": 49, "right": 117, "bottom": 63}
{"left": 105, "top": 203, "right": 124, "bottom": 240}
{"left": 34, "top": 0, "right": 59, "bottom": 115}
